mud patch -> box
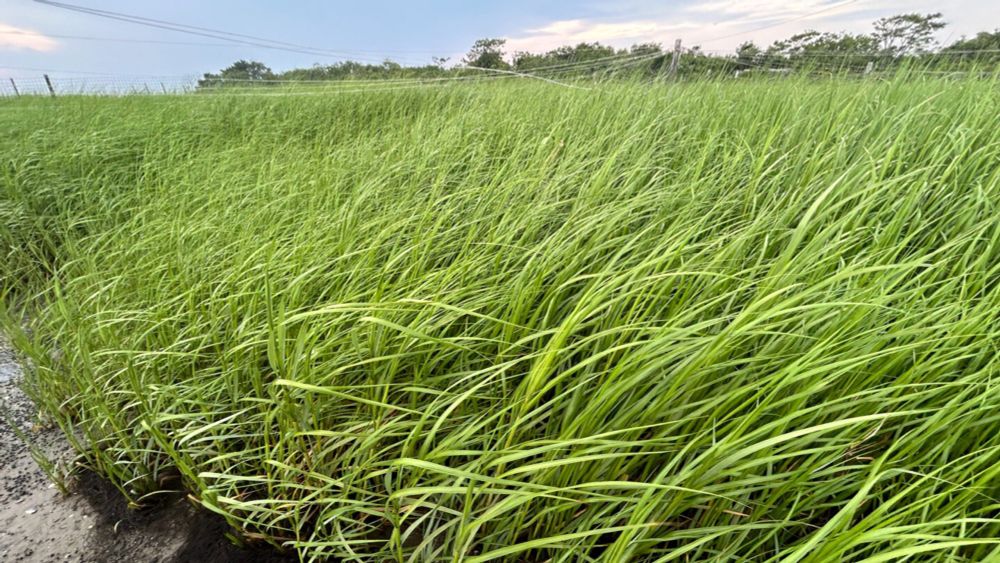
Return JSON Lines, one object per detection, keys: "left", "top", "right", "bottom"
{"left": 74, "top": 471, "right": 295, "bottom": 563}
{"left": 0, "top": 338, "right": 297, "bottom": 563}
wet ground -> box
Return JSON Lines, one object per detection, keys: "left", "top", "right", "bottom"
{"left": 0, "top": 338, "right": 296, "bottom": 563}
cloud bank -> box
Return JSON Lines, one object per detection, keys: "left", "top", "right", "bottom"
{"left": 507, "top": 19, "right": 700, "bottom": 53}
{"left": 505, "top": 0, "right": 909, "bottom": 53}
{"left": 0, "top": 23, "right": 58, "bottom": 52}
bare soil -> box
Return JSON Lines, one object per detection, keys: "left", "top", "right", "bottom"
{"left": 0, "top": 338, "right": 297, "bottom": 563}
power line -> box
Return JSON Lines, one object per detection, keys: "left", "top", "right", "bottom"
{"left": 0, "top": 52, "right": 657, "bottom": 87}
{"left": 515, "top": 50, "right": 662, "bottom": 73}
{"left": 457, "top": 65, "right": 590, "bottom": 90}
{"left": 537, "top": 52, "right": 666, "bottom": 76}
{"left": 32, "top": 0, "right": 364, "bottom": 56}
{"left": 17, "top": 3, "right": 675, "bottom": 84}
{"left": 32, "top": 0, "right": 430, "bottom": 64}
{"left": 194, "top": 73, "right": 500, "bottom": 87}
{"left": 191, "top": 78, "right": 517, "bottom": 98}
{"left": 0, "top": 29, "right": 235, "bottom": 47}
{"left": 0, "top": 28, "right": 443, "bottom": 55}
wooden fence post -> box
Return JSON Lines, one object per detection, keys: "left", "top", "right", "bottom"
{"left": 668, "top": 39, "right": 683, "bottom": 79}
{"left": 43, "top": 74, "right": 56, "bottom": 97}
{"left": 9, "top": 78, "right": 19, "bottom": 97}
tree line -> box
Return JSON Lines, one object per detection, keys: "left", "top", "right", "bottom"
{"left": 198, "top": 13, "right": 1000, "bottom": 87}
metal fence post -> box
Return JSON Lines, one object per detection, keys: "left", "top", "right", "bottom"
{"left": 43, "top": 74, "right": 56, "bottom": 97}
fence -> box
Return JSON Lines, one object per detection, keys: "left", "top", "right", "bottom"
{"left": 0, "top": 75, "right": 202, "bottom": 97}
{"left": 3, "top": 50, "right": 999, "bottom": 98}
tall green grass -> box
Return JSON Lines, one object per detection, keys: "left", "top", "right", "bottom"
{"left": 2, "top": 76, "right": 1000, "bottom": 561}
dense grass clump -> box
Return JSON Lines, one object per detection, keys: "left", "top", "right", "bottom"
{"left": 2, "top": 77, "right": 1000, "bottom": 561}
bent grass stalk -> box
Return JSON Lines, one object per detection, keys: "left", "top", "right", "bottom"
{"left": 1, "top": 75, "right": 1000, "bottom": 561}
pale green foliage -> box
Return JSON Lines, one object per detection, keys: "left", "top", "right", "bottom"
{"left": 2, "top": 75, "right": 1000, "bottom": 561}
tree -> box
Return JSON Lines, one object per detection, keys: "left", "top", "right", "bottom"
{"left": 765, "top": 31, "right": 878, "bottom": 72}
{"left": 513, "top": 42, "right": 619, "bottom": 72}
{"left": 219, "top": 60, "right": 274, "bottom": 81}
{"left": 680, "top": 45, "right": 736, "bottom": 77}
{"left": 769, "top": 31, "right": 878, "bottom": 56}
{"left": 943, "top": 29, "right": 1000, "bottom": 52}
{"left": 463, "top": 38, "right": 510, "bottom": 70}
{"left": 873, "top": 13, "right": 947, "bottom": 56}
{"left": 628, "top": 42, "right": 662, "bottom": 57}
{"left": 937, "top": 29, "right": 1000, "bottom": 66}
{"left": 381, "top": 60, "right": 402, "bottom": 72}
{"left": 199, "top": 60, "right": 274, "bottom": 88}
{"left": 547, "top": 42, "right": 617, "bottom": 63}
{"left": 735, "top": 41, "right": 763, "bottom": 67}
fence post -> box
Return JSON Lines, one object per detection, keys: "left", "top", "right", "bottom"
{"left": 864, "top": 61, "right": 874, "bottom": 76}
{"left": 668, "top": 39, "right": 683, "bottom": 79}
{"left": 160, "top": 82, "right": 168, "bottom": 94}
{"left": 9, "top": 78, "right": 19, "bottom": 97}
{"left": 43, "top": 74, "right": 56, "bottom": 97}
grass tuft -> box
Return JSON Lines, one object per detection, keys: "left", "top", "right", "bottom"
{"left": 2, "top": 76, "right": 1000, "bottom": 561}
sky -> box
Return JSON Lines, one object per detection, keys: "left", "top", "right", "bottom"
{"left": 1, "top": 0, "right": 998, "bottom": 81}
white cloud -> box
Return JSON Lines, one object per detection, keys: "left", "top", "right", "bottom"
{"left": 507, "top": 19, "right": 700, "bottom": 53}
{"left": 503, "top": 1, "right": 873, "bottom": 54}
{"left": 0, "top": 23, "right": 58, "bottom": 52}
{"left": 502, "top": 0, "right": 989, "bottom": 54}
{"left": 685, "top": 0, "right": 860, "bottom": 19}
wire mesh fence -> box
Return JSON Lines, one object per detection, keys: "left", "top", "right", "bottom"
{"left": 0, "top": 75, "right": 201, "bottom": 97}
{"left": 3, "top": 50, "right": 999, "bottom": 98}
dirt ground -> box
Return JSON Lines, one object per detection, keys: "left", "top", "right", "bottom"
{"left": 0, "top": 338, "right": 297, "bottom": 563}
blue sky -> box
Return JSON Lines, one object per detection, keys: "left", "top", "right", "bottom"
{"left": 1, "top": 0, "right": 998, "bottom": 79}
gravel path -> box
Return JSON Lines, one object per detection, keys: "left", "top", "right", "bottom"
{"left": 0, "top": 337, "right": 294, "bottom": 563}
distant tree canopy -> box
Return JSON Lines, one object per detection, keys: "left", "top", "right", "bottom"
{"left": 769, "top": 31, "right": 879, "bottom": 57}
{"left": 199, "top": 60, "right": 274, "bottom": 86}
{"left": 944, "top": 29, "right": 1000, "bottom": 52}
{"left": 463, "top": 38, "right": 510, "bottom": 70}
{"left": 729, "top": 13, "right": 972, "bottom": 74}
{"left": 199, "top": 59, "right": 451, "bottom": 88}
{"left": 938, "top": 30, "right": 1000, "bottom": 63}
{"left": 872, "top": 13, "right": 947, "bottom": 56}
{"left": 197, "top": 12, "right": 999, "bottom": 89}
{"left": 513, "top": 42, "right": 618, "bottom": 70}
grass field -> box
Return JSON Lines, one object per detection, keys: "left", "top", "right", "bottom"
{"left": 2, "top": 76, "right": 1000, "bottom": 561}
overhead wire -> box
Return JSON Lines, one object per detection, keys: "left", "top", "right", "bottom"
{"left": 12, "top": 0, "right": 1000, "bottom": 95}
{"left": 27, "top": 0, "right": 699, "bottom": 80}
{"left": 0, "top": 29, "right": 235, "bottom": 47}
{"left": 31, "top": 0, "right": 429, "bottom": 64}
{"left": 0, "top": 27, "right": 445, "bottom": 55}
